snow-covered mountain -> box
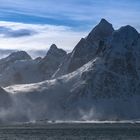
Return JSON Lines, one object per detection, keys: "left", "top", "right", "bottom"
{"left": 0, "top": 44, "right": 67, "bottom": 86}
{"left": 0, "top": 19, "right": 114, "bottom": 86}
{"left": 0, "top": 51, "right": 31, "bottom": 73}
{"left": 0, "top": 19, "right": 140, "bottom": 123}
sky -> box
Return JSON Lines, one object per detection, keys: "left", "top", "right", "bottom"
{"left": 0, "top": 0, "right": 140, "bottom": 57}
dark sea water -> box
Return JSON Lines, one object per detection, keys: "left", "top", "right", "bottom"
{"left": 0, "top": 123, "right": 140, "bottom": 140}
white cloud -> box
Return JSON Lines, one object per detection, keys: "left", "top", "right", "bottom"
{"left": 0, "top": 21, "right": 87, "bottom": 51}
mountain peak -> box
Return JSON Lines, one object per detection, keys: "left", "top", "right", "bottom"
{"left": 99, "top": 18, "right": 111, "bottom": 25}
{"left": 39, "top": 44, "right": 67, "bottom": 79}
{"left": 118, "top": 25, "right": 138, "bottom": 34}
{"left": 8, "top": 51, "right": 32, "bottom": 61}
{"left": 46, "top": 44, "right": 66, "bottom": 57}
{"left": 86, "top": 18, "right": 114, "bottom": 45}
{"left": 112, "top": 25, "right": 139, "bottom": 46}
{"left": 50, "top": 44, "right": 58, "bottom": 50}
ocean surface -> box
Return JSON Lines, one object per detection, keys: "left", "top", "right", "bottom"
{"left": 0, "top": 122, "right": 140, "bottom": 140}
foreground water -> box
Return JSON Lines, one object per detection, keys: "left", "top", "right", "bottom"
{"left": 0, "top": 123, "right": 140, "bottom": 140}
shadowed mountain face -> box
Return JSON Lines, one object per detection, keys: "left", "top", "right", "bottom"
{"left": 53, "top": 19, "right": 114, "bottom": 77}
{"left": 86, "top": 18, "right": 114, "bottom": 45}
{"left": 0, "top": 19, "right": 140, "bottom": 122}
{"left": 39, "top": 44, "right": 67, "bottom": 79}
{"left": 77, "top": 25, "right": 140, "bottom": 98}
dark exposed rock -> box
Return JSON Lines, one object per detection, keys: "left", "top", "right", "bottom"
{"left": 39, "top": 44, "right": 67, "bottom": 79}
{"left": 67, "top": 38, "right": 97, "bottom": 73}
{"left": 54, "top": 19, "right": 114, "bottom": 77}
{"left": 86, "top": 18, "right": 114, "bottom": 46}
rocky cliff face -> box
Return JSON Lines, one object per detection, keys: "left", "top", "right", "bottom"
{"left": 74, "top": 25, "right": 140, "bottom": 99}
{"left": 86, "top": 18, "right": 114, "bottom": 45}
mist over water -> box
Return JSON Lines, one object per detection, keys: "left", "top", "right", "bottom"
{"left": 1, "top": 88, "right": 140, "bottom": 124}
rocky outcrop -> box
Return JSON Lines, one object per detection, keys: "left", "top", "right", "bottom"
{"left": 39, "top": 44, "right": 67, "bottom": 79}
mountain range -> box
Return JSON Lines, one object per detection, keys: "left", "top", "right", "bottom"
{"left": 0, "top": 19, "right": 140, "bottom": 123}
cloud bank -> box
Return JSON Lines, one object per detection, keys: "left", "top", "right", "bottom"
{"left": 0, "top": 21, "right": 87, "bottom": 51}
{"left": 0, "top": 26, "right": 36, "bottom": 38}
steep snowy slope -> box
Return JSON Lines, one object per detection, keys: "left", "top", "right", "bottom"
{"left": 4, "top": 55, "right": 140, "bottom": 121}
{"left": 5, "top": 60, "right": 94, "bottom": 121}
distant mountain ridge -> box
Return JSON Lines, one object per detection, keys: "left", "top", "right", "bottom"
{"left": 0, "top": 19, "right": 140, "bottom": 123}
{"left": 0, "top": 44, "right": 67, "bottom": 86}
